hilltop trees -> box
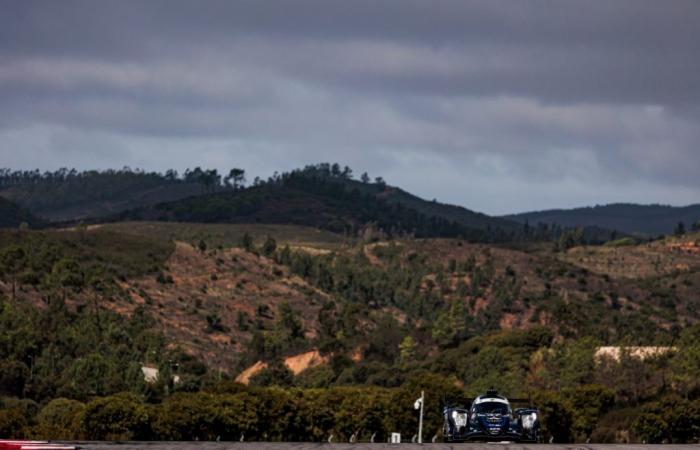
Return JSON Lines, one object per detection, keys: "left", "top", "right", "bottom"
{"left": 224, "top": 168, "right": 246, "bottom": 189}
{"left": 0, "top": 166, "right": 247, "bottom": 221}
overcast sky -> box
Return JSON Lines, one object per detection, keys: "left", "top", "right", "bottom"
{"left": 1, "top": 0, "right": 698, "bottom": 214}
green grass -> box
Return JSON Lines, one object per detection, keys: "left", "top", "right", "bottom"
{"left": 100, "top": 221, "right": 347, "bottom": 250}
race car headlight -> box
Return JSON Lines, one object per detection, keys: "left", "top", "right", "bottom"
{"left": 521, "top": 412, "right": 537, "bottom": 430}
{"left": 451, "top": 411, "right": 468, "bottom": 427}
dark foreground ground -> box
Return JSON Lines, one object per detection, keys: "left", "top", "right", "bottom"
{"left": 66, "top": 443, "right": 700, "bottom": 450}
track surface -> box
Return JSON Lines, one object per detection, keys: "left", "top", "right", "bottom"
{"left": 69, "top": 443, "right": 700, "bottom": 450}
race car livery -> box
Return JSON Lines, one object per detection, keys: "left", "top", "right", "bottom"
{"left": 443, "top": 389, "right": 540, "bottom": 442}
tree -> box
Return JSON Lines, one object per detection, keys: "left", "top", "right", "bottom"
{"left": 277, "top": 302, "right": 303, "bottom": 339}
{"left": 249, "top": 360, "right": 294, "bottom": 387}
{"left": 675, "top": 221, "right": 686, "bottom": 236}
{"left": 225, "top": 168, "right": 246, "bottom": 189}
{"left": 0, "top": 360, "right": 30, "bottom": 397}
{"left": 555, "top": 227, "right": 584, "bottom": 252}
{"left": 36, "top": 398, "right": 85, "bottom": 439}
{"left": 670, "top": 326, "right": 700, "bottom": 398}
{"left": 431, "top": 300, "right": 467, "bottom": 347}
{"left": 80, "top": 393, "right": 149, "bottom": 440}
{"left": 261, "top": 236, "right": 277, "bottom": 257}
{"left": 239, "top": 232, "right": 254, "bottom": 252}
{"left": 398, "top": 336, "right": 416, "bottom": 365}
{"left": 0, "top": 245, "right": 26, "bottom": 301}
{"left": 360, "top": 172, "right": 370, "bottom": 183}
{"left": 0, "top": 406, "right": 29, "bottom": 439}
{"left": 692, "top": 221, "right": 700, "bottom": 232}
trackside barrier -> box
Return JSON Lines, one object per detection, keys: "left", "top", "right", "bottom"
{"left": 0, "top": 441, "right": 76, "bottom": 450}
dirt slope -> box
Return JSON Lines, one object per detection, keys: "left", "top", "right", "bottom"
{"left": 107, "top": 242, "right": 329, "bottom": 370}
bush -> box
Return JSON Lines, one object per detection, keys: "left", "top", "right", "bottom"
{"left": 0, "top": 360, "right": 30, "bottom": 397}
{"left": 0, "top": 407, "right": 28, "bottom": 439}
{"left": 533, "top": 391, "right": 574, "bottom": 443}
{"left": 36, "top": 398, "right": 85, "bottom": 439}
{"left": 0, "top": 398, "right": 38, "bottom": 439}
{"left": 80, "top": 393, "right": 150, "bottom": 440}
{"left": 151, "top": 393, "right": 216, "bottom": 440}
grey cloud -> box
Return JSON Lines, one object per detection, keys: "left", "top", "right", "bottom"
{"left": 0, "top": 0, "right": 699, "bottom": 214}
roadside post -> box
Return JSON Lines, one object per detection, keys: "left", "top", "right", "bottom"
{"left": 414, "top": 390, "right": 425, "bottom": 444}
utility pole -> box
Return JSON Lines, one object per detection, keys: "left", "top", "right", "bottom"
{"left": 414, "top": 390, "right": 425, "bottom": 444}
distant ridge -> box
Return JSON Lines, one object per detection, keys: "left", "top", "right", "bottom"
{"left": 0, "top": 168, "right": 215, "bottom": 222}
{"left": 117, "top": 169, "right": 516, "bottom": 242}
{"left": 505, "top": 203, "right": 700, "bottom": 236}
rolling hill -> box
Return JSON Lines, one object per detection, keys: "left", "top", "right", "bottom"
{"left": 0, "top": 168, "right": 213, "bottom": 221}
{"left": 2, "top": 220, "right": 700, "bottom": 443}
{"left": 506, "top": 203, "right": 700, "bottom": 237}
{"left": 117, "top": 168, "right": 518, "bottom": 242}
{"left": 1, "top": 165, "right": 525, "bottom": 241}
{"left": 3, "top": 222, "right": 699, "bottom": 375}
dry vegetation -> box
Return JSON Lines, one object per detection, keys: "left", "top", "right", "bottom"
{"left": 111, "top": 241, "right": 330, "bottom": 370}
{"left": 560, "top": 232, "right": 700, "bottom": 279}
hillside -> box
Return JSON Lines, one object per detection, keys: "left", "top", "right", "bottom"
{"left": 1, "top": 166, "right": 528, "bottom": 241}
{"left": 0, "top": 197, "right": 43, "bottom": 228}
{"left": 296, "top": 168, "right": 520, "bottom": 232}
{"left": 118, "top": 174, "right": 504, "bottom": 241}
{"left": 3, "top": 223, "right": 699, "bottom": 373}
{"left": 506, "top": 203, "right": 700, "bottom": 237}
{"left": 2, "top": 221, "right": 700, "bottom": 443}
{"left": 0, "top": 168, "right": 222, "bottom": 221}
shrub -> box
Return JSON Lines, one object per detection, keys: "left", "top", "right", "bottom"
{"left": 0, "top": 360, "right": 30, "bottom": 397}
{"left": 0, "top": 407, "right": 28, "bottom": 439}
{"left": 36, "top": 398, "right": 85, "bottom": 439}
{"left": 80, "top": 393, "right": 150, "bottom": 440}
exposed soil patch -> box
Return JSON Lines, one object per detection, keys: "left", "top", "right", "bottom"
{"left": 104, "top": 242, "right": 328, "bottom": 371}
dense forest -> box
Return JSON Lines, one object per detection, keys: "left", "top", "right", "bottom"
{"left": 1, "top": 164, "right": 620, "bottom": 244}
{"left": 0, "top": 167, "right": 245, "bottom": 222}
{"left": 119, "top": 164, "right": 618, "bottom": 244}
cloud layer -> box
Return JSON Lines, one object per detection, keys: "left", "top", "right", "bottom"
{"left": 1, "top": 0, "right": 699, "bottom": 214}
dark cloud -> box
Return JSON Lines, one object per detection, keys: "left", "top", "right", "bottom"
{"left": 0, "top": 0, "right": 699, "bottom": 214}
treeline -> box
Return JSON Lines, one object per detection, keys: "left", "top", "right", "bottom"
{"left": 0, "top": 167, "right": 246, "bottom": 190}
{"left": 0, "top": 378, "right": 675, "bottom": 443}
{"left": 4, "top": 367, "right": 700, "bottom": 443}
{"left": 1, "top": 164, "right": 619, "bottom": 244}
{"left": 132, "top": 165, "right": 520, "bottom": 242}
{"left": 266, "top": 164, "right": 619, "bottom": 244}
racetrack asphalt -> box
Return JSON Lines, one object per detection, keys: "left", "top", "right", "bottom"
{"left": 65, "top": 442, "right": 700, "bottom": 450}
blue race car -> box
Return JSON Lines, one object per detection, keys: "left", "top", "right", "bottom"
{"left": 443, "top": 389, "right": 540, "bottom": 442}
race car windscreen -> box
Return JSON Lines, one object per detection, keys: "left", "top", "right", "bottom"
{"left": 474, "top": 402, "right": 509, "bottom": 414}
